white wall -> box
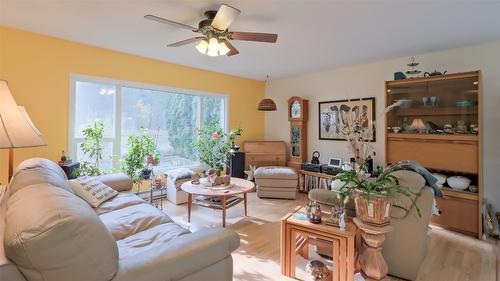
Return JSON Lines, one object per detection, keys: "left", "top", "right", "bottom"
{"left": 265, "top": 41, "right": 500, "bottom": 211}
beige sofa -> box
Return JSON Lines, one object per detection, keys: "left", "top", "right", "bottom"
{"left": 309, "top": 170, "right": 434, "bottom": 280}
{"left": 0, "top": 158, "right": 240, "bottom": 281}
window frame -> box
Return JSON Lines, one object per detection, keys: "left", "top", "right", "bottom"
{"left": 68, "top": 73, "right": 229, "bottom": 170}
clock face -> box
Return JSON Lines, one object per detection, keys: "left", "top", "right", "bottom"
{"left": 291, "top": 101, "right": 301, "bottom": 118}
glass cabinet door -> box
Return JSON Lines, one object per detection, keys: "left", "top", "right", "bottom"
{"left": 386, "top": 75, "right": 479, "bottom": 135}
{"left": 291, "top": 126, "right": 301, "bottom": 157}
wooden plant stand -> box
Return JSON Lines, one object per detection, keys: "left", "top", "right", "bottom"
{"left": 353, "top": 217, "right": 394, "bottom": 281}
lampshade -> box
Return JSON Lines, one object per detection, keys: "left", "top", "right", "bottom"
{"left": 218, "top": 42, "right": 230, "bottom": 56}
{"left": 257, "top": 98, "right": 277, "bottom": 111}
{"left": 0, "top": 80, "right": 46, "bottom": 148}
{"left": 410, "top": 118, "right": 427, "bottom": 132}
{"left": 195, "top": 40, "right": 208, "bottom": 54}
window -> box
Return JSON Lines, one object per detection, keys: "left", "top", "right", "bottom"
{"left": 69, "top": 75, "right": 227, "bottom": 172}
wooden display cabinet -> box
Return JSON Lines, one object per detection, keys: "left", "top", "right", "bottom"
{"left": 385, "top": 71, "right": 482, "bottom": 238}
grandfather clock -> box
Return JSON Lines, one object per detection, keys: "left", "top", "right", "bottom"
{"left": 287, "top": 96, "right": 308, "bottom": 170}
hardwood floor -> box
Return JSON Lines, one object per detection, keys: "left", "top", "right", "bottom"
{"left": 162, "top": 191, "right": 497, "bottom": 281}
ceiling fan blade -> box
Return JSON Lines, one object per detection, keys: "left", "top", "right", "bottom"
{"left": 168, "top": 37, "right": 206, "bottom": 47}
{"left": 144, "top": 14, "right": 198, "bottom": 32}
{"left": 211, "top": 4, "right": 241, "bottom": 31}
{"left": 227, "top": 32, "right": 278, "bottom": 43}
{"left": 221, "top": 39, "right": 239, "bottom": 56}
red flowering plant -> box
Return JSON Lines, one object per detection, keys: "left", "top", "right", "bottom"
{"left": 192, "top": 122, "right": 242, "bottom": 175}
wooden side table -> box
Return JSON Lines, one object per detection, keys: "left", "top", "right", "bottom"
{"left": 281, "top": 206, "right": 357, "bottom": 281}
{"left": 353, "top": 217, "right": 393, "bottom": 281}
{"left": 58, "top": 162, "right": 80, "bottom": 179}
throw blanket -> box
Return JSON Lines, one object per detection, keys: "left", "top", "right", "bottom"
{"left": 385, "top": 160, "right": 443, "bottom": 197}
{"left": 165, "top": 168, "right": 195, "bottom": 191}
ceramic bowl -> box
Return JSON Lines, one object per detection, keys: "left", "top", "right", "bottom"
{"left": 432, "top": 173, "right": 447, "bottom": 185}
{"left": 447, "top": 176, "right": 471, "bottom": 191}
{"left": 468, "top": 185, "right": 478, "bottom": 193}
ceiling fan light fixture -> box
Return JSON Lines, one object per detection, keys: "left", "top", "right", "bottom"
{"left": 219, "top": 42, "right": 230, "bottom": 55}
{"left": 207, "top": 38, "right": 219, "bottom": 51}
{"left": 207, "top": 48, "right": 219, "bottom": 57}
{"left": 195, "top": 39, "right": 208, "bottom": 54}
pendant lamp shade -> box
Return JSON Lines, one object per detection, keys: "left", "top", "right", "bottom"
{"left": 0, "top": 80, "right": 46, "bottom": 148}
{"left": 257, "top": 98, "right": 277, "bottom": 111}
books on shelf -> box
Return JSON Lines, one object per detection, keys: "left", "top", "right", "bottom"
{"left": 301, "top": 175, "right": 333, "bottom": 192}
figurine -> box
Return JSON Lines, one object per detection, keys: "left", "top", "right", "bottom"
{"left": 456, "top": 120, "right": 467, "bottom": 134}
{"left": 306, "top": 260, "right": 329, "bottom": 281}
{"left": 330, "top": 205, "right": 346, "bottom": 230}
{"left": 306, "top": 201, "right": 322, "bottom": 224}
{"left": 339, "top": 212, "right": 346, "bottom": 231}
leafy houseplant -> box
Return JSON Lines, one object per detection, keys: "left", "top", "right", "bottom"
{"left": 336, "top": 164, "right": 420, "bottom": 225}
{"left": 121, "top": 128, "right": 157, "bottom": 183}
{"left": 192, "top": 123, "right": 242, "bottom": 176}
{"left": 72, "top": 122, "right": 105, "bottom": 177}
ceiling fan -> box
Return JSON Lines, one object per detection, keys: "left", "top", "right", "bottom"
{"left": 144, "top": 3, "right": 278, "bottom": 57}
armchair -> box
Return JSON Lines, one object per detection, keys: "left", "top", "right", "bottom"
{"left": 309, "top": 170, "right": 434, "bottom": 280}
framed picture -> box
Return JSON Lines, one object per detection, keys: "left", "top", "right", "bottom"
{"left": 318, "top": 97, "right": 375, "bottom": 141}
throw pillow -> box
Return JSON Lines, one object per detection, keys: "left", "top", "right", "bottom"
{"left": 69, "top": 176, "right": 118, "bottom": 207}
{"left": 165, "top": 168, "right": 195, "bottom": 183}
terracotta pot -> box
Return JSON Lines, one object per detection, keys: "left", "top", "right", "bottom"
{"left": 354, "top": 194, "right": 392, "bottom": 226}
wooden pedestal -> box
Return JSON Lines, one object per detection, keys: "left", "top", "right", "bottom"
{"left": 353, "top": 217, "right": 393, "bottom": 281}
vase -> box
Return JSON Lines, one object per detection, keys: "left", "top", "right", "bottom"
{"left": 354, "top": 194, "right": 392, "bottom": 226}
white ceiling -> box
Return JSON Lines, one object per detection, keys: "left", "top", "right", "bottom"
{"left": 1, "top": 0, "right": 500, "bottom": 80}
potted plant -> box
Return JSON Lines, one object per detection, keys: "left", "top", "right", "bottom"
{"left": 336, "top": 101, "right": 420, "bottom": 225}
{"left": 121, "top": 128, "right": 157, "bottom": 183}
{"left": 72, "top": 121, "right": 105, "bottom": 177}
{"left": 336, "top": 164, "right": 420, "bottom": 225}
{"left": 192, "top": 122, "right": 242, "bottom": 176}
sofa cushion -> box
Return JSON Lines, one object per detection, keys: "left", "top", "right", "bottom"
{"left": 255, "top": 178, "right": 298, "bottom": 188}
{"left": 99, "top": 203, "right": 174, "bottom": 240}
{"left": 94, "top": 193, "right": 145, "bottom": 215}
{"left": 69, "top": 177, "right": 118, "bottom": 207}
{"left": 8, "top": 158, "right": 72, "bottom": 196}
{"left": 254, "top": 166, "right": 298, "bottom": 180}
{"left": 4, "top": 184, "right": 118, "bottom": 281}
{"left": 117, "top": 223, "right": 191, "bottom": 260}
{"left": 94, "top": 173, "right": 133, "bottom": 192}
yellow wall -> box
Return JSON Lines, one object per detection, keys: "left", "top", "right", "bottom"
{"left": 0, "top": 26, "right": 265, "bottom": 184}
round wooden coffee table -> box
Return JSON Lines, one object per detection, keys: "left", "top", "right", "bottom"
{"left": 180, "top": 177, "right": 255, "bottom": 227}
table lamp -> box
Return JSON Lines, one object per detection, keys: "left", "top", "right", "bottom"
{"left": 410, "top": 118, "right": 427, "bottom": 134}
{"left": 0, "top": 80, "right": 46, "bottom": 182}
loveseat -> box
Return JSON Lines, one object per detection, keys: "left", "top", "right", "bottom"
{"left": 0, "top": 158, "right": 240, "bottom": 281}
{"left": 309, "top": 170, "right": 434, "bottom": 280}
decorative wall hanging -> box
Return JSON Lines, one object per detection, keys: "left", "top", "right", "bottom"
{"left": 318, "top": 97, "right": 375, "bottom": 141}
